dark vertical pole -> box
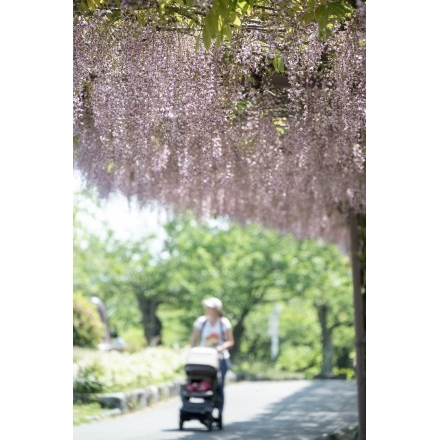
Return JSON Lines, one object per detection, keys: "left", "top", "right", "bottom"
{"left": 91, "top": 296, "right": 111, "bottom": 344}
{"left": 349, "top": 212, "right": 366, "bottom": 440}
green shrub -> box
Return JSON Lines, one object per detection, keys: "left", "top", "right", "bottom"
{"left": 233, "top": 358, "right": 307, "bottom": 381}
{"left": 120, "top": 327, "right": 146, "bottom": 353}
{"left": 276, "top": 344, "right": 319, "bottom": 374}
{"left": 333, "top": 367, "right": 356, "bottom": 380}
{"left": 73, "top": 361, "right": 105, "bottom": 402}
{"left": 73, "top": 291, "right": 105, "bottom": 348}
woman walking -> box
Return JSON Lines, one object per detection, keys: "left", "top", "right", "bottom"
{"left": 190, "top": 297, "right": 234, "bottom": 413}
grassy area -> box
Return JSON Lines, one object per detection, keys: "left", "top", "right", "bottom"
{"left": 74, "top": 402, "right": 115, "bottom": 425}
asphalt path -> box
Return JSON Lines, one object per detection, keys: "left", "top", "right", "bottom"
{"left": 73, "top": 380, "right": 358, "bottom": 440}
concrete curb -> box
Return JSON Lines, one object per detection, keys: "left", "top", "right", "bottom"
{"left": 97, "top": 370, "right": 238, "bottom": 416}
{"left": 98, "top": 378, "right": 185, "bottom": 414}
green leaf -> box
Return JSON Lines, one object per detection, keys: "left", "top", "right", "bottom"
{"left": 136, "top": 12, "right": 147, "bottom": 27}
{"left": 272, "top": 55, "right": 285, "bottom": 73}
{"left": 302, "top": 1, "right": 353, "bottom": 31}
{"left": 217, "top": 0, "right": 230, "bottom": 20}
{"left": 206, "top": 11, "right": 219, "bottom": 37}
{"left": 223, "top": 23, "right": 232, "bottom": 41}
{"left": 77, "top": 1, "right": 88, "bottom": 13}
{"left": 327, "top": 1, "right": 353, "bottom": 18}
{"left": 232, "top": 14, "right": 242, "bottom": 28}
{"left": 238, "top": 0, "right": 251, "bottom": 14}
{"left": 215, "top": 33, "right": 223, "bottom": 49}
{"left": 86, "top": 0, "right": 96, "bottom": 11}
{"left": 202, "top": 25, "right": 212, "bottom": 51}
{"left": 107, "top": 161, "right": 115, "bottom": 173}
{"left": 217, "top": 14, "right": 223, "bottom": 32}
{"left": 315, "top": 2, "right": 353, "bottom": 23}
{"left": 300, "top": 11, "right": 315, "bottom": 25}
{"left": 277, "top": 56, "right": 285, "bottom": 73}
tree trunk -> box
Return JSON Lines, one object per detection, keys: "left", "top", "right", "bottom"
{"left": 316, "top": 303, "right": 334, "bottom": 377}
{"left": 349, "top": 212, "right": 366, "bottom": 440}
{"left": 230, "top": 308, "right": 250, "bottom": 357}
{"left": 135, "top": 294, "right": 163, "bottom": 346}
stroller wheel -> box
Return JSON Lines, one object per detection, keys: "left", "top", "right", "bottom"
{"left": 207, "top": 418, "right": 213, "bottom": 431}
{"left": 202, "top": 415, "right": 213, "bottom": 431}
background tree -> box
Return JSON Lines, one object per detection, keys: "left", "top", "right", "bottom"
{"left": 75, "top": 204, "right": 355, "bottom": 376}
{"left": 293, "top": 240, "right": 354, "bottom": 377}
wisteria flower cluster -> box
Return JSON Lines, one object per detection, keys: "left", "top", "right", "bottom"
{"left": 73, "top": 9, "right": 365, "bottom": 247}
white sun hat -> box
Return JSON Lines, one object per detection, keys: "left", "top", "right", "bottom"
{"left": 202, "top": 297, "right": 223, "bottom": 311}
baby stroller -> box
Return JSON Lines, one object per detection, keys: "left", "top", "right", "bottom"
{"left": 179, "top": 347, "right": 223, "bottom": 431}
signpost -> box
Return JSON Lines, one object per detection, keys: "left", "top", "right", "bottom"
{"left": 268, "top": 305, "right": 282, "bottom": 360}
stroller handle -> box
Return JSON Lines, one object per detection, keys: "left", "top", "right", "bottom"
{"left": 216, "top": 348, "right": 225, "bottom": 361}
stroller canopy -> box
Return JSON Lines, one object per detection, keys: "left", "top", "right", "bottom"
{"left": 185, "top": 347, "right": 219, "bottom": 375}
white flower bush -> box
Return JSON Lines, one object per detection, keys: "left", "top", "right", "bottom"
{"left": 73, "top": 346, "right": 189, "bottom": 392}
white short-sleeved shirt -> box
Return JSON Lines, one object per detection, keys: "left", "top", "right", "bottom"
{"left": 194, "top": 316, "right": 232, "bottom": 359}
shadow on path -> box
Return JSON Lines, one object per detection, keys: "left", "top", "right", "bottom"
{"left": 163, "top": 380, "right": 358, "bottom": 440}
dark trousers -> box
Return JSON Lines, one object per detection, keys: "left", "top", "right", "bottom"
{"left": 218, "top": 358, "right": 230, "bottom": 413}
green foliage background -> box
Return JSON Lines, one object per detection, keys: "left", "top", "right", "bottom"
{"left": 73, "top": 188, "right": 355, "bottom": 378}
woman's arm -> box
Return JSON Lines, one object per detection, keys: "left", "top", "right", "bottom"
{"left": 190, "top": 327, "right": 201, "bottom": 348}
{"left": 218, "top": 327, "right": 234, "bottom": 351}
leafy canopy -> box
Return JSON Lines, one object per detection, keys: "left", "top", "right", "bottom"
{"left": 74, "top": 0, "right": 355, "bottom": 49}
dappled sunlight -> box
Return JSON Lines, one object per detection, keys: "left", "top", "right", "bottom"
{"left": 163, "top": 380, "right": 358, "bottom": 440}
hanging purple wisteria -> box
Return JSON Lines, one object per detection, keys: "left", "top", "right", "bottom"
{"left": 73, "top": 5, "right": 365, "bottom": 247}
